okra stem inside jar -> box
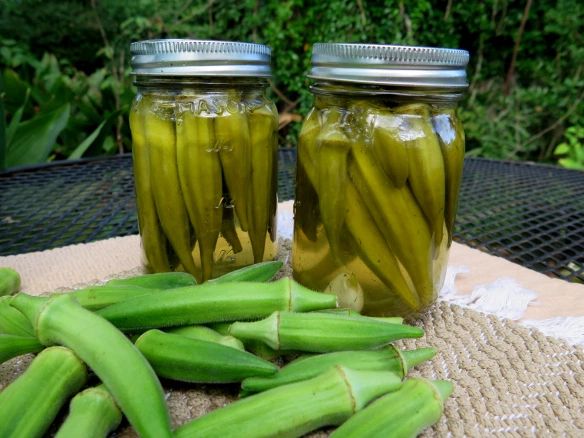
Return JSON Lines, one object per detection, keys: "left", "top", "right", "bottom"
{"left": 130, "top": 77, "right": 278, "bottom": 283}
{"left": 293, "top": 83, "right": 466, "bottom": 317}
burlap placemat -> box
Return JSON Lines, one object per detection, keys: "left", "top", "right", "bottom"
{"left": 1, "top": 240, "right": 583, "bottom": 437}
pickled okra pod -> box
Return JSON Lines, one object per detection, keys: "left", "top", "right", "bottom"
{"left": 432, "top": 107, "right": 465, "bottom": 247}
{"left": 176, "top": 98, "right": 223, "bottom": 282}
{"left": 215, "top": 90, "right": 251, "bottom": 232}
{"left": 129, "top": 98, "right": 171, "bottom": 272}
{"left": 330, "top": 378, "right": 453, "bottom": 438}
{"left": 241, "top": 345, "right": 436, "bottom": 395}
{"left": 220, "top": 206, "right": 243, "bottom": 254}
{"left": 175, "top": 366, "right": 402, "bottom": 438}
{"left": 247, "top": 102, "right": 278, "bottom": 263}
{"left": 11, "top": 293, "right": 173, "bottom": 438}
{"left": 0, "top": 346, "right": 87, "bottom": 438}
{"left": 144, "top": 95, "right": 198, "bottom": 276}
{"left": 229, "top": 311, "right": 423, "bottom": 352}
{"left": 135, "top": 329, "right": 277, "bottom": 383}
{"left": 395, "top": 103, "right": 446, "bottom": 248}
{"left": 55, "top": 385, "right": 122, "bottom": 438}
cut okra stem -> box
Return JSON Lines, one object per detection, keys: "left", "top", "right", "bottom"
{"left": 96, "top": 278, "right": 336, "bottom": 331}
{"left": 241, "top": 345, "right": 436, "bottom": 395}
{"left": 229, "top": 311, "right": 423, "bottom": 353}
{"left": 175, "top": 366, "right": 402, "bottom": 438}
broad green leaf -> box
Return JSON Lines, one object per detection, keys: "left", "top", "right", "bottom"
{"left": 6, "top": 104, "right": 70, "bottom": 168}
{"left": 554, "top": 143, "right": 570, "bottom": 155}
{"left": 0, "top": 73, "right": 5, "bottom": 170}
{"left": 6, "top": 89, "right": 30, "bottom": 145}
{"left": 68, "top": 120, "right": 106, "bottom": 159}
{"left": 2, "top": 69, "right": 29, "bottom": 113}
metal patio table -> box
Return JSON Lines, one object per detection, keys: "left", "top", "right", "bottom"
{"left": 1, "top": 151, "right": 583, "bottom": 284}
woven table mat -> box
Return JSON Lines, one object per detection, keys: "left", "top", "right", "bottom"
{"left": 1, "top": 240, "right": 583, "bottom": 437}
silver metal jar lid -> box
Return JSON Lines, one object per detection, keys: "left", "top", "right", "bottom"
{"left": 309, "top": 43, "right": 469, "bottom": 89}
{"left": 130, "top": 39, "right": 272, "bottom": 77}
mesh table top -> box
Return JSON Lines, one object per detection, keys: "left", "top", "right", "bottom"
{"left": 1, "top": 151, "right": 583, "bottom": 283}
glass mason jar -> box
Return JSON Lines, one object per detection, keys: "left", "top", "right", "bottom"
{"left": 129, "top": 40, "right": 278, "bottom": 283}
{"left": 293, "top": 43, "right": 469, "bottom": 316}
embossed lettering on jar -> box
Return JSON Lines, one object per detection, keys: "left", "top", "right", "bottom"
{"left": 293, "top": 43, "right": 469, "bottom": 316}
{"left": 129, "top": 40, "right": 278, "bottom": 283}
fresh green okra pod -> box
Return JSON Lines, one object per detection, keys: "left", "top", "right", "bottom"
{"left": 330, "top": 378, "right": 453, "bottom": 438}
{"left": 166, "top": 325, "right": 245, "bottom": 350}
{"left": 11, "top": 293, "right": 172, "bottom": 438}
{"left": 241, "top": 345, "right": 436, "bottom": 395}
{"left": 55, "top": 385, "right": 122, "bottom": 438}
{"left": 144, "top": 95, "right": 198, "bottom": 277}
{"left": 135, "top": 329, "right": 277, "bottom": 383}
{"left": 0, "top": 297, "right": 34, "bottom": 336}
{"left": 106, "top": 271, "right": 197, "bottom": 289}
{"left": 129, "top": 97, "right": 171, "bottom": 272}
{"left": 176, "top": 102, "right": 223, "bottom": 282}
{"left": 96, "top": 278, "right": 337, "bottom": 331}
{"left": 0, "top": 267, "right": 20, "bottom": 296}
{"left": 0, "top": 346, "right": 87, "bottom": 438}
{"left": 69, "top": 285, "right": 162, "bottom": 311}
{"left": 175, "top": 366, "right": 402, "bottom": 438}
{"left": 208, "top": 322, "right": 280, "bottom": 360}
{"left": 314, "top": 308, "right": 404, "bottom": 324}
{"left": 0, "top": 334, "right": 44, "bottom": 365}
{"left": 229, "top": 311, "right": 423, "bottom": 353}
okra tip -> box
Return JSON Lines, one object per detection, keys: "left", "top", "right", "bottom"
{"left": 402, "top": 347, "right": 437, "bottom": 370}
{"left": 431, "top": 379, "right": 454, "bottom": 401}
{"left": 288, "top": 278, "right": 338, "bottom": 312}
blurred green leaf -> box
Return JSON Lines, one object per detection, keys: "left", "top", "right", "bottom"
{"left": 68, "top": 120, "right": 106, "bottom": 159}
{"left": 6, "top": 103, "right": 70, "bottom": 168}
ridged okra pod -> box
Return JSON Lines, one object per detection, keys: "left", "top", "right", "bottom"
{"left": 97, "top": 278, "right": 337, "bottom": 331}
{"left": 209, "top": 260, "right": 282, "bottom": 284}
{"left": 55, "top": 385, "right": 122, "bottom": 438}
{"left": 0, "top": 334, "right": 43, "bottom": 364}
{"left": 0, "top": 267, "right": 20, "bottom": 296}
{"left": 176, "top": 101, "right": 223, "bottom": 282}
{"left": 166, "top": 324, "right": 245, "bottom": 350}
{"left": 395, "top": 103, "right": 446, "bottom": 248}
{"left": 69, "top": 284, "right": 161, "bottom": 310}
{"left": 0, "top": 346, "right": 87, "bottom": 438}
{"left": 215, "top": 90, "right": 251, "bottom": 232}
{"left": 0, "top": 296, "right": 34, "bottom": 336}
{"left": 106, "top": 271, "right": 197, "bottom": 289}
{"left": 331, "top": 378, "right": 453, "bottom": 438}
{"left": 11, "top": 293, "right": 172, "bottom": 438}
{"left": 247, "top": 102, "right": 278, "bottom": 263}
{"left": 432, "top": 108, "right": 465, "bottom": 247}
{"left": 144, "top": 95, "right": 198, "bottom": 276}
{"left": 241, "top": 345, "right": 436, "bottom": 395}
{"left": 350, "top": 141, "right": 433, "bottom": 305}
{"left": 175, "top": 366, "right": 402, "bottom": 438}
{"left": 315, "top": 308, "right": 404, "bottom": 324}
{"left": 229, "top": 311, "right": 423, "bottom": 352}
{"left": 135, "top": 329, "right": 277, "bottom": 383}
{"left": 316, "top": 107, "right": 351, "bottom": 261}
{"left": 129, "top": 96, "right": 171, "bottom": 272}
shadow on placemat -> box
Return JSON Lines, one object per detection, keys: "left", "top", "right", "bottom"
{"left": 1, "top": 240, "right": 583, "bottom": 437}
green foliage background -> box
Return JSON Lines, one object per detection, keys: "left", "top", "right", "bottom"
{"left": 1, "top": 0, "right": 583, "bottom": 169}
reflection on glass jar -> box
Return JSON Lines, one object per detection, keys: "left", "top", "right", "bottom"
{"left": 293, "top": 44, "right": 469, "bottom": 316}
{"left": 129, "top": 40, "right": 278, "bottom": 283}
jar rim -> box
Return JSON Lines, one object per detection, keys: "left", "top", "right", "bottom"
{"left": 130, "top": 39, "right": 272, "bottom": 77}
{"left": 309, "top": 43, "right": 469, "bottom": 89}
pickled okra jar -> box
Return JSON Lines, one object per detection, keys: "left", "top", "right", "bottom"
{"left": 129, "top": 40, "right": 278, "bottom": 282}
{"left": 293, "top": 43, "right": 469, "bottom": 316}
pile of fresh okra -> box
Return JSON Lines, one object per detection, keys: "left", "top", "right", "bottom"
{"left": 0, "top": 263, "right": 451, "bottom": 437}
